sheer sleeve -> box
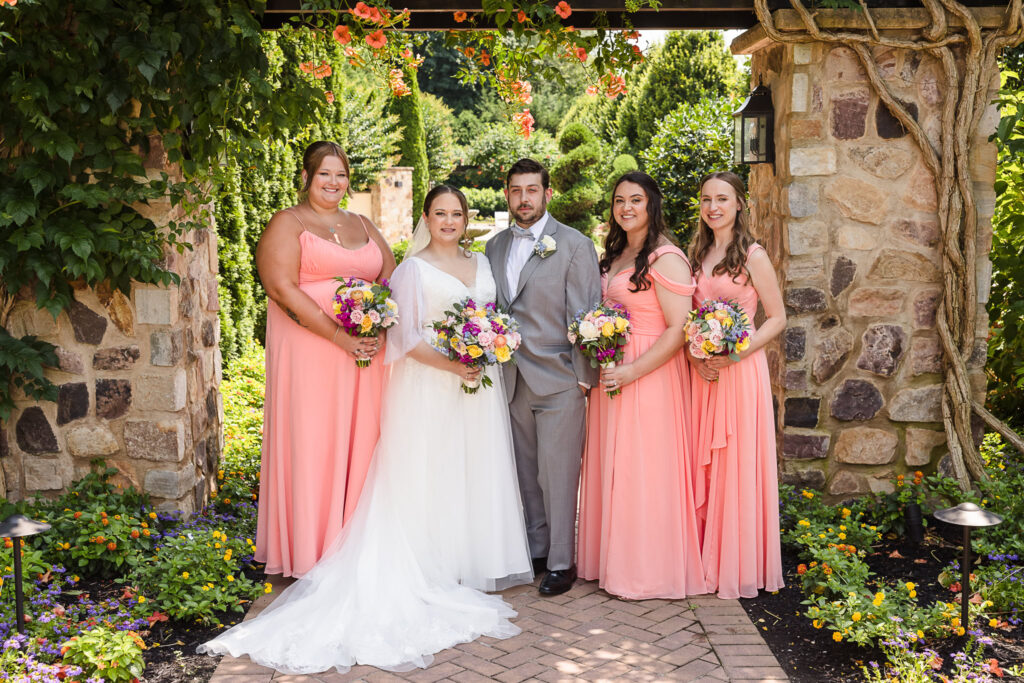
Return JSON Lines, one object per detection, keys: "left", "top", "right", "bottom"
{"left": 649, "top": 246, "right": 697, "bottom": 295}
{"left": 384, "top": 258, "right": 427, "bottom": 365}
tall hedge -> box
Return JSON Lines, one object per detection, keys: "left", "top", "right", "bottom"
{"left": 390, "top": 66, "right": 429, "bottom": 220}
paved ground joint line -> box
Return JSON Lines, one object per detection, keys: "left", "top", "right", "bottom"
{"left": 208, "top": 577, "right": 789, "bottom": 682}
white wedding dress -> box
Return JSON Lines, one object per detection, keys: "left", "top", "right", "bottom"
{"left": 199, "top": 252, "right": 533, "bottom": 674}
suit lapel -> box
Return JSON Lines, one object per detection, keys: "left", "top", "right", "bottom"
{"left": 512, "top": 217, "right": 557, "bottom": 304}
{"left": 493, "top": 231, "right": 513, "bottom": 307}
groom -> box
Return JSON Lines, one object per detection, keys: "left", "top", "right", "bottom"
{"left": 486, "top": 158, "right": 600, "bottom": 596}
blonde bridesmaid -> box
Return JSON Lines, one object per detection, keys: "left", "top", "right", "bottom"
{"left": 688, "top": 171, "right": 785, "bottom": 599}
{"left": 254, "top": 141, "right": 396, "bottom": 577}
{"left": 577, "top": 171, "right": 707, "bottom": 599}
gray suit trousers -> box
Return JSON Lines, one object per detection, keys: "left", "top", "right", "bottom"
{"left": 508, "top": 371, "right": 586, "bottom": 571}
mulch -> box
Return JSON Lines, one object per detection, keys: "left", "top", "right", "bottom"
{"left": 741, "top": 527, "right": 1024, "bottom": 682}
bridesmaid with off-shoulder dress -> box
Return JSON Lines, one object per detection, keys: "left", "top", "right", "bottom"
{"left": 688, "top": 172, "right": 785, "bottom": 599}
{"left": 254, "top": 141, "right": 396, "bottom": 578}
{"left": 578, "top": 172, "right": 707, "bottom": 599}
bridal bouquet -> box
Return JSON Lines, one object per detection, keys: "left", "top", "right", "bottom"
{"left": 685, "top": 298, "right": 751, "bottom": 362}
{"left": 332, "top": 278, "right": 399, "bottom": 367}
{"left": 567, "top": 303, "right": 631, "bottom": 397}
{"left": 430, "top": 298, "right": 521, "bottom": 394}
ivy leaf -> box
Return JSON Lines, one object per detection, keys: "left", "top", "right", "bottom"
{"left": 6, "top": 198, "right": 37, "bottom": 225}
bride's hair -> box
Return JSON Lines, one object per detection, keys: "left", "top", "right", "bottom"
{"left": 599, "top": 171, "right": 668, "bottom": 293}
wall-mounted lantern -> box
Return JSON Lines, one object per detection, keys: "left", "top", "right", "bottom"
{"left": 733, "top": 85, "right": 775, "bottom": 166}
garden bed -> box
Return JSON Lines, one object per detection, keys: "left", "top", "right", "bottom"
{"left": 743, "top": 528, "right": 1024, "bottom": 682}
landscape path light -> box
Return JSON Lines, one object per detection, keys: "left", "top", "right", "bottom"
{"left": 0, "top": 513, "right": 51, "bottom": 634}
{"left": 933, "top": 502, "right": 1003, "bottom": 634}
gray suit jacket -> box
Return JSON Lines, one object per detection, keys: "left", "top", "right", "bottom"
{"left": 486, "top": 215, "right": 601, "bottom": 399}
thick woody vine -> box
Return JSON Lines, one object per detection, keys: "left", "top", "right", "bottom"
{"left": 753, "top": 0, "right": 1024, "bottom": 490}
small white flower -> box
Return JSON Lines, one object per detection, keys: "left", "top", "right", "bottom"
{"left": 534, "top": 235, "right": 557, "bottom": 258}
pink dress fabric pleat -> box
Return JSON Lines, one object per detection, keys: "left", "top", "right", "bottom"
{"left": 689, "top": 242, "right": 783, "bottom": 599}
{"left": 578, "top": 244, "right": 708, "bottom": 599}
{"left": 255, "top": 230, "right": 386, "bottom": 578}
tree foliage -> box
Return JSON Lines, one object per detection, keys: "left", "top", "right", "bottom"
{"left": 420, "top": 93, "right": 459, "bottom": 185}
{"left": 391, "top": 65, "right": 430, "bottom": 219}
{"left": 548, "top": 123, "right": 604, "bottom": 235}
{"left": 0, "top": 0, "right": 323, "bottom": 417}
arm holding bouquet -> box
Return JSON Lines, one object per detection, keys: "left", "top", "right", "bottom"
{"left": 703, "top": 249, "right": 785, "bottom": 371}
{"left": 601, "top": 252, "right": 692, "bottom": 392}
{"left": 565, "top": 240, "right": 602, "bottom": 393}
{"left": 256, "top": 211, "right": 380, "bottom": 360}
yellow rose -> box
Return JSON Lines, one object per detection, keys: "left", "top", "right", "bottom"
{"left": 350, "top": 290, "right": 364, "bottom": 302}
{"left": 614, "top": 316, "right": 628, "bottom": 332}
{"left": 475, "top": 309, "right": 487, "bottom": 318}
{"left": 332, "top": 302, "right": 342, "bottom": 315}
{"left": 360, "top": 316, "right": 373, "bottom": 332}
{"left": 495, "top": 346, "right": 511, "bottom": 363}
{"left": 714, "top": 309, "right": 729, "bottom": 320}
{"left": 704, "top": 313, "right": 714, "bottom": 321}
{"left": 701, "top": 340, "right": 716, "bottom": 354}
{"left": 467, "top": 345, "right": 483, "bottom": 358}
{"left": 736, "top": 338, "right": 750, "bottom": 352}
{"left": 601, "top": 321, "right": 614, "bottom": 337}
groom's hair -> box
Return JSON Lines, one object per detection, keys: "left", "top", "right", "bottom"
{"left": 506, "top": 158, "right": 549, "bottom": 190}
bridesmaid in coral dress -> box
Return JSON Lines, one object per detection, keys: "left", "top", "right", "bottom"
{"left": 578, "top": 171, "right": 707, "bottom": 599}
{"left": 254, "top": 141, "right": 396, "bottom": 577}
{"left": 688, "top": 172, "right": 785, "bottom": 599}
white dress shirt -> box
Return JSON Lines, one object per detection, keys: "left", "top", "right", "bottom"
{"left": 505, "top": 212, "right": 550, "bottom": 295}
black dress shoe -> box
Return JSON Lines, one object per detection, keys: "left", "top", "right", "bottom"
{"left": 532, "top": 557, "right": 548, "bottom": 576}
{"left": 539, "top": 565, "right": 577, "bottom": 596}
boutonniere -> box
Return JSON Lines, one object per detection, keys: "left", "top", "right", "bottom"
{"left": 534, "top": 235, "right": 557, "bottom": 259}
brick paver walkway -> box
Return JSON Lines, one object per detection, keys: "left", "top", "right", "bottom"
{"left": 208, "top": 574, "right": 788, "bottom": 682}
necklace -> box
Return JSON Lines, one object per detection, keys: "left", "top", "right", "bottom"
{"left": 307, "top": 203, "right": 344, "bottom": 244}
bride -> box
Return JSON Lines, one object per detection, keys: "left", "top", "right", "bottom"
{"left": 200, "top": 185, "right": 533, "bottom": 674}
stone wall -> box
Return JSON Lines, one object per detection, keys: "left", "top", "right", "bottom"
{"left": 736, "top": 30, "right": 996, "bottom": 497}
{"left": 371, "top": 166, "right": 414, "bottom": 243}
{"left": 1, "top": 151, "right": 222, "bottom": 513}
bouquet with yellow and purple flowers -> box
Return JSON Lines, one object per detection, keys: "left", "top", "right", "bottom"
{"left": 431, "top": 298, "right": 521, "bottom": 394}
{"left": 567, "top": 302, "right": 631, "bottom": 397}
{"left": 332, "top": 278, "right": 399, "bottom": 367}
{"left": 685, "top": 298, "right": 751, "bottom": 362}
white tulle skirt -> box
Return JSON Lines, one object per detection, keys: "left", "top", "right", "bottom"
{"left": 199, "top": 358, "right": 533, "bottom": 674}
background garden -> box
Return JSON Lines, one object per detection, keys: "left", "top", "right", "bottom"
{"left": 2, "top": 0, "right": 1024, "bottom": 680}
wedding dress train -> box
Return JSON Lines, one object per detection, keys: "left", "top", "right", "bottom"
{"left": 199, "top": 252, "right": 533, "bottom": 674}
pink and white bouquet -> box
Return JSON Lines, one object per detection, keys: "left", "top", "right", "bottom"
{"left": 685, "top": 298, "right": 751, "bottom": 362}
{"left": 332, "top": 277, "right": 399, "bottom": 367}
{"left": 567, "top": 303, "right": 631, "bottom": 397}
{"left": 430, "top": 297, "right": 521, "bottom": 394}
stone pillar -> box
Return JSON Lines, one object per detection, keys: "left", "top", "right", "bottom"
{"left": 1, "top": 151, "right": 222, "bottom": 514}
{"left": 370, "top": 166, "right": 414, "bottom": 243}
{"left": 733, "top": 25, "right": 996, "bottom": 497}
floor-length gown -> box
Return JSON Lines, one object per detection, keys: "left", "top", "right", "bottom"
{"left": 200, "top": 252, "right": 533, "bottom": 674}
{"left": 256, "top": 227, "right": 385, "bottom": 578}
{"left": 690, "top": 242, "right": 784, "bottom": 599}
{"left": 578, "top": 244, "right": 707, "bottom": 599}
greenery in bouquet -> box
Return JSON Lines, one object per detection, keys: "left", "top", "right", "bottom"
{"left": 333, "top": 278, "right": 400, "bottom": 367}
{"left": 430, "top": 298, "right": 521, "bottom": 394}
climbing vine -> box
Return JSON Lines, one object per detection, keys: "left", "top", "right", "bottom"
{"left": 752, "top": 0, "right": 1024, "bottom": 489}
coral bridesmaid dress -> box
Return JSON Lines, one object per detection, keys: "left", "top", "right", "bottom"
{"left": 690, "top": 242, "right": 783, "bottom": 599}
{"left": 255, "top": 226, "right": 385, "bottom": 577}
{"left": 578, "top": 244, "right": 708, "bottom": 599}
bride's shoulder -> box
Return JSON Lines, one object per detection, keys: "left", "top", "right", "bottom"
{"left": 471, "top": 250, "right": 490, "bottom": 267}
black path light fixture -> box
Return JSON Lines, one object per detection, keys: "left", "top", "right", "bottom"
{"left": 0, "top": 513, "right": 52, "bottom": 634}
{"left": 733, "top": 83, "right": 775, "bottom": 166}
{"left": 933, "top": 502, "right": 1003, "bottom": 634}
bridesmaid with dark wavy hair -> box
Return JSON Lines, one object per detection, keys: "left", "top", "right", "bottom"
{"left": 577, "top": 171, "right": 707, "bottom": 599}
{"left": 688, "top": 171, "right": 785, "bottom": 599}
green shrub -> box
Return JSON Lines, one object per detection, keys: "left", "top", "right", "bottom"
{"left": 61, "top": 626, "right": 146, "bottom": 683}
{"left": 460, "top": 187, "right": 506, "bottom": 218}
{"left": 392, "top": 238, "right": 411, "bottom": 264}
{"left": 391, "top": 65, "right": 430, "bottom": 219}
{"left": 449, "top": 125, "right": 558, "bottom": 190}
{"left": 125, "top": 528, "right": 263, "bottom": 625}
{"left": 421, "top": 93, "right": 460, "bottom": 184}
{"left": 640, "top": 98, "right": 744, "bottom": 244}
{"left": 549, "top": 124, "right": 604, "bottom": 235}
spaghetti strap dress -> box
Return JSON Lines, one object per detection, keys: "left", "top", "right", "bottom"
{"left": 255, "top": 213, "right": 386, "bottom": 578}
{"left": 689, "top": 242, "right": 783, "bottom": 599}
{"left": 578, "top": 244, "right": 708, "bottom": 599}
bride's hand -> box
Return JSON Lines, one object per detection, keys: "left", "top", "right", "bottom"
{"left": 334, "top": 328, "right": 380, "bottom": 360}
{"left": 452, "top": 362, "right": 482, "bottom": 383}
{"left": 600, "top": 364, "right": 637, "bottom": 393}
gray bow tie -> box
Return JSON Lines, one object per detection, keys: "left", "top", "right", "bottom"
{"left": 510, "top": 224, "right": 534, "bottom": 239}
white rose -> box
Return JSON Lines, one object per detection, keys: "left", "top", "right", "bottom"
{"left": 579, "top": 320, "right": 600, "bottom": 341}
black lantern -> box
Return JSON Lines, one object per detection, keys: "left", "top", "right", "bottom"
{"left": 733, "top": 85, "right": 775, "bottom": 166}
{"left": 933, "top": 502, "right": 1003, "bottom": 634}
{"left": 0, "top": 514, "right": 51, "bottom": 634}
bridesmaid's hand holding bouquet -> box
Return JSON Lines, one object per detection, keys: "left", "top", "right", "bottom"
{"left": 685, "top": 298, "right": 751, "bottom": 365}
{"left": 568, "top": 303, "right": 631, "bottom": 397}
{"left": 333, "top": 278, "right": 399, "bottom": 367}
{"left": 431, "top": 298, "right": 521, "bottom": 394}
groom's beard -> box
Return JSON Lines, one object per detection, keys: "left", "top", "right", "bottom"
{"left": 511, "top": 197, "right": 547, "bottom": 227}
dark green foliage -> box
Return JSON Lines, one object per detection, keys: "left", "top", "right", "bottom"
{"left": 0, "top": 329, "right": 58, "bottom": 421}
{"left": 449, "top": 126, "right": 558, "bottom": 190}
{"left": 420, "top": 93, "right": 459, "bottom": 184}
{"left": 640, "top": 98, "right": 744, "bottom": 245}
{"left": 417, "top": 33, "right": 485, "bottom": 115}
{"left": 460, "top": 187, "right": 507, "bottom": 218}
{"left": 391, "top": 66, "right": 430, "bottom": 219}
{"left": 615, "top": 31, "right": 743, "bottom": 154}
{"left": 987, "top": 67, "right": 1024, "bottom": 427}
{"left": 0, "top": 0, "right": 324, "bottom": 411}
{"left": 549, "top": 124, "right": 603, "bottom": 235}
